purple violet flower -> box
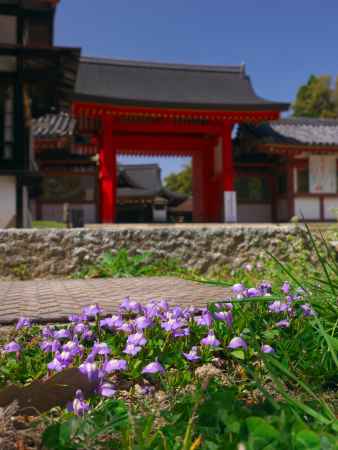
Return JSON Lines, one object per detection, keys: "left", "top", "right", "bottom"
{"left": 92, "top": 342, "right": 111, "bottom": 356}
{"left": 261, "top": 344, "right": 275, "bottom": 354}
{"left": 194, "top": 312, "right": 213, "bottom": 327}
{"left": 228, "top": 337, "right": 248, "bottom": 350}
{"left": 123, "top": 344, "right": 142, "bottom": 356}
{"left": 73, "top": 323, "right": 87, "bottom": 335}
{"left": 200, "top": 332, "right": 220, "bottom": 347}
{"left": 82, "top": 304, "right": 102, "bottom": 318}
{"left": 268, "top": 301, "right": 289, "bottom": 314}
{"left": 134, "top": 316, "right": 153, "bottom": 330}
{"left": 281, "top": 281, "right": 291, "bottom": 294}
{"left": 97, "top": 382, "right": 116, "bottom": 398}
{"left": 300, "top": 304, "right": 315, "bottom": 317}
{"left": 259, "top": 282, "right": 272, "bottom": 295}
{"left": 157, "top": 299, "right": 170, "bottom": 311}
{"left": 40, "top": 339, "right": 61, "bottom": 353}
{"left": 161, "top": 317, "right": 185, "bottom": 332}
{"left": 67, "top": 390, "right": 90, "bottom": 416}
{"left": 3, "top": 341, "right": 21, "bottom": 354}
{"left": 171, "top": 306, "right": 183, "bottom": 318}
{"left": 127, "top": 332, "right": 147, "bottom": 346}
{"left": 58, "top": 350, "right": 74, "bottom": 365}
{"left": 224, "top": 302, "right": 234, "bottom": 310}
{"left": 42, "top": 326, "right": 54, "bottom": 339}
{"left": 183, "top": 346, "right": 200, "bottom": 362}
{"left": 142, "top": 361, "right": 165, "bottom": 374}
{"left": 100, "top": 315, "right": 124, "bottom": 330}
{"left": 82, "top": 328, "right": 95, "bottom": 341}
{"left": 276, "top": 319, "right": 290, "bottom": 328}
{"left": 54, "top": 329, "right": 71, "bottom": 340}
{"left": 103, "top": 358, "right": 128, "bottom": 374}
{"left": 214, "top": 311, "right": 233, "bottom": 327}
{"left": 184, "top": 306, "right": 196, "bottom": 317}
{"left": 85, "top": 351, "right": 96, "bottom": 363}
{"left": 247, "top": 288, "right": 259, "bottom": 297}
{"left": 79, "top": 362, "right": 100, "bottom": 382}
{"left": 117, "top": 322, "right": 134, "bottom": 334}
{"left": 120, "top": 298, "right": 142, "bottom": 314}
{"left": 232, "top": 283, "right": 244, "bottom": 295}
{"left": 16, "top": 317, "right": 31, "bottom": 331}
{"left": 244, "top": 263, "right": 253, "bottom": 272}
{"left": 62, "top": 338, "right": 83, "bottom": 357}
{"left": 48, "top": 352, "right": 72, "bottom": 372}
{"left": 142, "top": 303, "right": 161, "bottom": 319}
{"left": 68, "top": 314, "right": 82, "bottom": 323}
{"left": 172, "top": 327, "right": 190, "bottom": 338}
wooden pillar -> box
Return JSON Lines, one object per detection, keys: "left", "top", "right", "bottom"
{"left": 202, "top": 146, "right": 215, "bottom": 222}
{"left": 286, "top": 160, "right": 294, "bottom": 220}
{"left": 192, "top": 150, "right": 204, "bottom": 222}
{"left": 99, "top": 116, "right": 116, "bottom": 223}
{"left": 222, "top": 123, "right": 237, "bottom": 222}
{"left": 270, "top": 173, "right": 277, "bottom": 223}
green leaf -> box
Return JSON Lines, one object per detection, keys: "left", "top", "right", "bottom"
{"left": 246, "top": 417, "right": 279, "bottom": 450}
{"left": 42, "top": 424, "right": 61, "bottom": 449}
{"left": 294, "top": 430, "right": 321, "bottom": 450}
{"left": 231, "top": 350, "right": 245, "bottom": 360}
{"left": 59, "top": 417, "right": 81, "bottom": 446}
{"left": 331, "top": 420, "right": 338, "bottom": 433}
{"left": 263, "top": 329, "right": 280, "bottom": 340}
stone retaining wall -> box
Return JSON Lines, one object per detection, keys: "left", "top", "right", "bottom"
{"left": 0, "top": 224, "right": 317, "bottom": 279}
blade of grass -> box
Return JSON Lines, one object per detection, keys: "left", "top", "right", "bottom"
{"left": 266, "top": 251, "right": 309, "bottom": 294}
{"left": 266, "top": 369, "right": 333, "bottom": 426}
{"left": 266, "top": 357, "right": 336, "bottom": 420}
{"left": 303, "top": 223, "right": 337, "bottom": 297}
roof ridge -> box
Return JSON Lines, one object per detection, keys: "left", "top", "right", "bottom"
{"left": 80, "top": 56, "right": 243, "bottom": 74}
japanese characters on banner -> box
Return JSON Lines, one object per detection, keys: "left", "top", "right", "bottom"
{"left": 309, "top": 155, "right": 337, "bottom": 194}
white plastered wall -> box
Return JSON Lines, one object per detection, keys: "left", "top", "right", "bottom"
{"left": 324, "top": 198, "right": 338, "bottom": 220}
{"left": 294, "top": 198, "right": 320, "bottom": 220}
{"left": 0, "top": 176, "right": 16, "bottom": 228}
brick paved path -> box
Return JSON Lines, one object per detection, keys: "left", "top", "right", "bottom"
{"left": 0, "top": 277, "right": 229, "bottom": 324}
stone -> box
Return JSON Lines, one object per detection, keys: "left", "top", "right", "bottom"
{"left": 0, "top": 225, "right": 316, "bottom": 279}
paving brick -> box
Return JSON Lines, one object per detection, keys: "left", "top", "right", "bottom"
{"left": 0, "top": 277, "right": 228, "bottom": 324}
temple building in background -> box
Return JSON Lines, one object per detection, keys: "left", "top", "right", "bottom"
{"left": 1, "top": 0, "right": 338, "bottom": 226}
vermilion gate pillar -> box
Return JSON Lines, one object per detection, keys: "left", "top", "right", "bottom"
{"left": 222, "top": 123, "right": 237, "bottom": 222}
{"left": 99, "top": 116, "right": 117, "bottom": 223}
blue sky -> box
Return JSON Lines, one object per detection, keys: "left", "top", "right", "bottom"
{"left": 55, "top": 0, "right": 338, "bottom": 178}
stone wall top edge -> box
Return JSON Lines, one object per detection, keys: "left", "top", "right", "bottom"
{"left": 0, "top": 224, "right": 300, "bottom": 234}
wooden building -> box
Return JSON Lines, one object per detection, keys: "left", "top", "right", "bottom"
{"left": 237, "top": 118, "right": 338, "bottom": 222}
{"left": 0, "top": 0, "right": 80, "bottom": 227}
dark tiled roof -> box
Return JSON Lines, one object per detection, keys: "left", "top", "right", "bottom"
{"left": 118, "top": 164, "right": 187, "bottom": 206}
{"left": 0, "top": 0, "right": 57, "bottom": 9}
{"left": 75, "top": 57, "right": 289, "bottom": 112}
{"left": 32, "top": 112, "right": 76, "bottom": 139}
{"left": 241, "top": 117, "right": 338, "bottom": 146}
{"left": 117, "top": 187, "right": 162, "bottom": 199}
{"left": 119, "top": 164, "right": 162, "bottom": 192}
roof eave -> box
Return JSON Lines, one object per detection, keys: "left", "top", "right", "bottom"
{"left": 73, "top": 93, "right": 289, "bottom": 113}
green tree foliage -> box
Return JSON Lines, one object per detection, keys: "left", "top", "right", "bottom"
{"left": 164, "top": 163, "right": 192, "bottom": 195}
{"left": 293, "top": 75, "right": 338, "bottom": 118}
